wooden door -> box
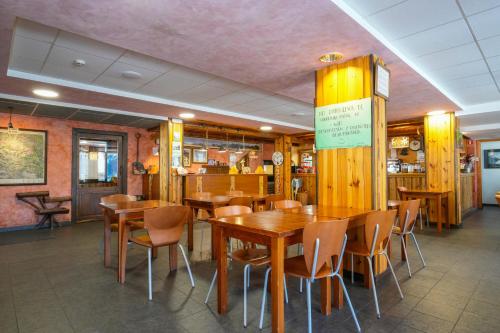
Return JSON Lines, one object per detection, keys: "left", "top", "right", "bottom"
{"left": 72, "top": 129, "right": 128, "bottom": 222}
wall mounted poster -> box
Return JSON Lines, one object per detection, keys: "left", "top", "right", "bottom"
{"left": 0, "top": 129, "right": 47, "bottom": 185}
{"left": 315, "top": 97, "right": 372, "bottom": 150}
{"left": 484, "top": 149, "right": 500, "bottom": 168}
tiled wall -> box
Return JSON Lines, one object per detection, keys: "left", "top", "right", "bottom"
{"left": 0, "top": 113, "right": 158, "bottom": 229}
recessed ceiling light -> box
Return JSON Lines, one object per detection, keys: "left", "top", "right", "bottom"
{"left": 319, "top": 52, "right": 344, "bottom": 63}
{"left": 179, "top": 113, "right": 195, "bottom": 119}
{"left": 33, "top": 89, "right": 59, "bottom": 98}
{"left": 292, "top": 112, "right": 306, "bottom": 116}
{"left": 260, "top": 125, "right": 272, "bottom": 131}
{"left": 72, "top": 59, "right": 86, "bottom": 67}
{"left": 121, "top": 70, "right": 142, "bottom": 79}
{"left": 427, "top": 110, "right": 446, "bottom": 116}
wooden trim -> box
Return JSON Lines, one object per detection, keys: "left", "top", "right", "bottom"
{"left": 159, "top": 122, "right": 168, "bottom": 202}
{"left": 476, "top": 140, "right": 483, "bottom": 208}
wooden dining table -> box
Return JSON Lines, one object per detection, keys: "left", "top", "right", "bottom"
{"left": 99, "top": 200, "right": 181, "bottom": 283}
{"left": 400, "top": 189, "right": 452, "bottom": 232}
{"left": 209, "top": 205, "right": 372, "bottom": 333}
{"left": 183, "top": 193, "right": 269, "bottom": 258}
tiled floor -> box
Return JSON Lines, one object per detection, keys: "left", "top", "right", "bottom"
{"left": 1, "top": 207, "right": 500, "bottom": 333}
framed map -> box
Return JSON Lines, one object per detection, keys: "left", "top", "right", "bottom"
{"left": 0, "top": 129, "right": 47, "bottom": 185}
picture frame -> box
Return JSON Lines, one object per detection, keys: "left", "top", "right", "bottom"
{"left": 192, "top": 148, "right": 208, "bottom": 164}
{"left": 0, "top": 128, "right": 48, "bottom": 185}
{"left": 183, "top": 147, "right": 192, "bottom": 167}
{"left": 374, "top": 60, "right": 390, "bottom": 100}
{"left": 484, "top": 149, "right": 500, "bottom": 169}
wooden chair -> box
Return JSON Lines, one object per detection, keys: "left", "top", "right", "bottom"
{"left": 228, "top": 195, "right": 253, "bottom": 208}
{"left": 205, "top": 205, "right": 288, "bottom": 327}
{"left": 259, "top": 219, "right": 360, "bottom": 333}
{"left": 264, "top": 193, "right": 285, "bottom": 210}
{"left": 274, "top": 199, "right": 302, "bottom": 210}
{"left": 345, "top": 210, "right": 403, "bottom": 319}
{"left": 129, "top": 206, "right": 194, "bottom": 300}
{"left": 397, "top": 186, "right": 429, "bottom": 229}
{"left": 393, "top": 199, "right": 426, "bottom": 278}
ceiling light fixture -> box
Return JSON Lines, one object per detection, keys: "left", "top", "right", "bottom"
{"left": 179, "top": 113, "right": 195, "bottom": 119}
{"left": 260, "top": 125, "right": 272, "bottom": 131}
{"left": 121, "top": 70, "right": 142, "bottom": 79}
{"left": 319, "top": 52, "right": 344, "bottom": 63}
{"left": 33, "top": 89, "right": 59, "bottom": 98}
{"left": 427, "top": 110, "right": 446, "bottom": 116}
{"left": 6, "top": 106, "right": 19, "bottom": 135}
{"left": 292, "top": 112, "right": 306, "bottom": 116}
{"left": 218, "top": 132, "right": 229, "bottom": 153}
{"left": 72, "top": 59, "right": 86, "bottom": 67}
{"left": 199, "top": 128, "right": 208, "bottom": 152}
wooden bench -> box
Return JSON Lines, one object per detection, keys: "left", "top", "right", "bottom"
{"left": 16, "top": 191, "right": 72, "bottom": 229}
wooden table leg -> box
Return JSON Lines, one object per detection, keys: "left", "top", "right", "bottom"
{"left": 446, "top": 194, "right": 452, "bottom": 229}
{"left": 103, "top": 210, "right": 112, "bottom": 268}
{"left": 118, "top": 213, "right": 128, "bottom": 283}
{"left": 211, "top": 223, "right": 216, "bottom": 260}
{"left": 437, "top": 195, "right": 442, "bottom": 233}
{"left": 333, "top": 256, "right": 343, "bottom": 309}
{"left": 169, "top": 244, "right": 178, "bottom": 271}
{"left": 217, "top": 225, "right": 228, "bottom": 314}
{"left": 188, "top": 208, "right": 196, "bottom": 251}
{"left": 271, "top": 237, "right": 285, "bottom": 333}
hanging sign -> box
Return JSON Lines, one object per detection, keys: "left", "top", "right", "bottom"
{"left": 315, "top": 97, "right": 372, "bottom": 150}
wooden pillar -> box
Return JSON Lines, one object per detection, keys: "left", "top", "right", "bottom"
{"left": 168, "top": 119, "right": 184, "bottom": 203}
{"left": 274, "top": 135, "right": 292, "bottom": 199}
{"left": 424, "top": 112, "right": 458, "bottom": 224}
{"left": 159, "top": 122, "right": 169, "bottom": 202}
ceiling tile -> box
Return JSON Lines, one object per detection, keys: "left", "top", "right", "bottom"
{"left": 14, "top": 18, "right": 58, "bottom": 43}
{"left": 55, "top": 31, "right": 124, "bottom": 60}
{"left": 93, "top": 61, "right": 163, "bottom": 91}
{"left": 204, "top": 92, "right": 258, "bottom": 108}
{"left": 34, "top": 104, "right": 77, "bottom": 118}
{"left": 203, "top": 78, "right": 246, "bottom": 92}
{"left": 478, "top": 35, "right": 500, "bottom": 58}
{"left": 174, "top": 83, "right": 230, "bottom": 103}
{"left": 132, "top": 118, "right": 162, "bottom": 129}
{"left": 459, "top": 110, "right": 500, "bottom": 127}
{"left": 139, "top": 68, "right": 214, "bottom": 98}
{"left": 393, "top": 19, "right": 473, "bottom": 57}
{"left": 68, "top": 110, "right": 109, "bottom": 122}
{"left": 119, "top": 51, "right": 176, "bottom": 74}
{"left": 0, "top": 99, "right": 35, "bottom": 115}
{"left": 432, "top": 60, "right": 490, "bottom": 81}
{"left": 416, "top": 43, "right": 482, "bottom": 70}
{"left": 467, "top": 5, "right": 500, "bottom": 40}
{"left": 458, "top": 0, "right": 500, "bottom": 16}
{"left": 447, "top": 73, "right": 494, "bottom": 90}
{"left": 11, "top": 35, "right": 51, "bottom": 62}
{"left": 9, "top": 56, "right": 44, "bottom": 73}
{"left": 487, "top": 55, "right": 500, "bottom": 71}
{"left": 45, "top": 46, "right": 114, "bottom": 74}
{"left": 366, "top": 0, "right": 462, "bottom": 40}
{"left": 101, "top": 114, "right": 141, "bottom": 125}
{"left": 452, "top": 84, "right": 500, "bottom": 105}
{"left": 344, "top": 0, "right": 407, "bottom": 17}
{"left": 41, "top": 63, "right": 100, "bottom": 83}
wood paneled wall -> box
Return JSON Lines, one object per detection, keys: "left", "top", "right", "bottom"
{"left": 388, "top": 174, "right": 426, "bottom": 200}
{"left": 169, "top": 119, "right": 184, "bottom": 203}
{"left": 315, "top": 55, "right": 387, "bottom": 211}
{"left": 274, "top": 135, "right": 292, "bottom": 199}
{"left": 424, "top": 113, "right": 458, "bottom": 224}
{"left": 159, "top": 122, "right": 169, "bottom": 202}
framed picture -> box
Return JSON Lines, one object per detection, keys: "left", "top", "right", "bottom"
{"left": 183, "top": 148, "right": 192, "bottom": 167}
{"left": 0, "top": 128, "right": 47, "bottom": 185}
{"left": 374, "top": 60, "right": 390, "bottom": 100}
{"left": 484, "top": 149, "right": 500, "bottom": 169}
{"left": 192, "top": 148, "right": 208, "bottom": 164}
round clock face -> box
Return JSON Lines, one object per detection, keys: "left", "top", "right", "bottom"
{"left": 410, "top": 140, "right": 421, "bottom": 151}
{"left": 272, "top": 151, "right": 284, "bottom": 166}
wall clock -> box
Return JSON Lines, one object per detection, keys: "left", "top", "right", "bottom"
{"left": 272, "top": 151, "right": 283, "bottom": 166}
{"left": 409, "top": 140, "right": 421, "bottom": 151}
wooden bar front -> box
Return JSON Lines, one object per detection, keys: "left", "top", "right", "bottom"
{"left": 183, "top": 174, "right": 268, "bottom": 197}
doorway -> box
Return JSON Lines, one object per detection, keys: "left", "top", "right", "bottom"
{"left": 72, "top": 129, "right": 128, "bottom": 222}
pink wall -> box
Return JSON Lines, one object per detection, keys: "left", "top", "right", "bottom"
{"left": 0, "top": 113, "right": 158, "bottom": 229}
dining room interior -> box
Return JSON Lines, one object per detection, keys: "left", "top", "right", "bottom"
{"left": 1, "top": 1, "right": 500, "bottom": 333}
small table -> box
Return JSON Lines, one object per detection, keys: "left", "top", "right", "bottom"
{"left": 16, "top": 191, "right": 72, "bottom": 229}
{"left": 99, "top": 200, "right": 181, "bottom": 283}
{"left": 400, "top": 190, "right": 451, "bottom": 233}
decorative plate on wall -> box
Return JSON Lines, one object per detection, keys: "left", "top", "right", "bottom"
{"left": 409, "top": 140, "right": 421, "bottom": 151}
{"left": 272, "top": 151, "right": 283, "bottom": 166}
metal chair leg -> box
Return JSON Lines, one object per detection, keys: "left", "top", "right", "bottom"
{"left": 401, "top": 236, "right": 412, "bottom": 278}
{"left": 426, "top": 207, "right": 430, "bottom": 227}
{"left": 205, "top": 269, "right": 217, "bottom": 304}
{"left": 382, "top": 252, "right": 404, "bottom": 299}
{"left": 148, "top": 248, "right": 152, "bottom": 301}
{"left": 259, "top": 267, "right": 271, "bottom": 329}
{"left": 409, "top": 232, "right": 426, "bottom": 267}
{"left": 299, "top": 277, "right": 303, "bottom": 293}
{"left": 306, "top": 279, "right": 312, "bottom": 333}
{"left": 247, "top": 264, "right": 251, "bottom": 288}
{"left": 178, "top": 244, "right": 195, "bottom": 287}
{"left": 337, "top": 275, "right": 361, "bottom": 332}
{"left": 366, "top": 257, "right": 380, "bottom": 319}
{"left": 284, "top": 275, "right": 289, "bottom": 304}
{"left": 351, "top": 253, "right": 355, "bottom": 283}
{"left": 243, "top": 264, "right": 250, "bottom": 327}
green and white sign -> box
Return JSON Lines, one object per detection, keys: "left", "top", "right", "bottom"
{"left": 315, "top": 97, "right": 372, "bottom": 150}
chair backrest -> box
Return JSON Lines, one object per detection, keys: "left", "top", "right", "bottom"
{"left": 397, "top": 199, "right": 420, "bottom": 232}
{"left": 227, "top": 190, "right": 244, "bottom": 196}
{"left": 264, "top": 194, "right": 285, "bottom": 210}
{"left": 214, "top": 205, "right": 253, "bottom": 218}
{"left": 364, "top": 210, "right": 398, "bottom": 255}
{"left": 100, "top": 194, "right": 136, "bottom": 204}
{"left": 228, "top": 196, "right": 253, "bottom": 208}
{"left": 144, "top": 206, "right": 190, "bottom": 246}
{"left": 396, "top": 186, "right": 408, "bottom": 200}
{"left": 274, "top": 200, "right": 302, "bottom": 210}
{"left": 191, "top": 192, "right": 212, "bottom": 200}
{"left": 303, "top": 219, "right": 349, "bottom": 278}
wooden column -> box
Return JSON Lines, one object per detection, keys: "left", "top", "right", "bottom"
{"left": 424, "top": 112, "right": 458, "bottom": 224}
{"left": 168, "top": 119, "right": 184, "bottom": 203}
{"left": 274, "top": 135, "right": 292, "bottom": 199}
{"left": 159, "top": 122, "right": 169, "bottom": 202}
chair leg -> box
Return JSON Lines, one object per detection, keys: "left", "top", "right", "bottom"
{"left": 401, "top": 236, "right": 412, "bottom": 278}
{"left": 366, "top": 257, "right": 380, "bottom": 319}
{"left": 243, "top": 264, "right": 250, "bottom": 327}
{"left": 259, "top": 267, "right": 272, "bottom": 329}
{"left": 337, "top": 275, "right": 361, "bottom": 332}
{"left": 426, "top": 207, "right": 430, "bottom": 227}
{"left": 409, "top": 232, "right": 426, "bottom": 267}
{"left": 148, "top": 248, "right": 153, "bottom": 301}
{"left": 299, "top": 244, "right": 304, "bottom": 293}
{"left": 382, "top": 252, "right": 404, "bottom": 299}
{"left": 205, "top": 269, "right": 217, "bottom": 304}
{"left": 299, "top": 277, "right": 303, "bottom": 293}
{"left": 419, "top": 208, "right": 423, "bottom": 230}
{"left": 306, "top": 279, "right": 312, "bottom": 333}
{"left": 247, "top": 264, "right": 251, "bottom": 288}
{"left": 178, "top": 244, "right": 195, "bottom": 287}
{"left": 351, "top": 253, "right": 354, "bottom": 284}
{"left": 283, "top": 274, "right": 289, "bottom": 304}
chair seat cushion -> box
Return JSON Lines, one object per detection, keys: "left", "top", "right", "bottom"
{"left": 345, "top": 242, "right": 370, "bottom": 256}
{"left": 284, "top": 255, "right": 332, "bottom": 279}
{"left": 230, "top": 248, "right": 270, "bottom": 266}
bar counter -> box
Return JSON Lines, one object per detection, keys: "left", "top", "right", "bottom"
{"left": 388, "top": 173, "right": 426, "bottom": 200}
{"left": 182, "top": 173, "right": 268, "bottom": 197}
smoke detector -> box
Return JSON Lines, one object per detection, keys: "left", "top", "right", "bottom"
{"left": 121, "top": 70, "right": 142, "bottom": 79}
{"left": 72, "top": 59, "right": 86, "bottom": 67}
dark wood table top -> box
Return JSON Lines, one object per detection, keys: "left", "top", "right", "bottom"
{"left": 99, "top": 200, "right": 179, "bottom": 214}
{"left": 280, "top": 205, "right": 374, "bottom": 220}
